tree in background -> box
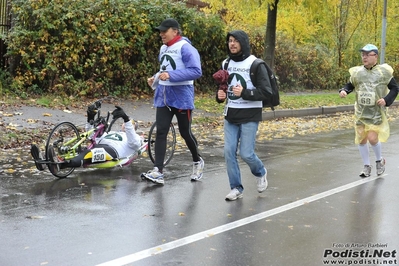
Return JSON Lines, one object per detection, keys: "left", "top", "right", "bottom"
{"left": 201, "top": 0, "right": 399, "bottom": 75}
{"left": 264, "top": 0, "right": 278, "bottom": 69}
{"left": 3, "top": 0, "right": 399, "bottom": 96}
{"left": 201, "top": 0, "right": 280, "bottom": 68}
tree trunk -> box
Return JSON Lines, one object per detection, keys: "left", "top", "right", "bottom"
{"left": 264, "top": 0, "right": 278, "bottom": 70}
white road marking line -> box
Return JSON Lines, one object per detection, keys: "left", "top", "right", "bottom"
{"left": 97, "top": 175, "right": 384, "bottom": 266}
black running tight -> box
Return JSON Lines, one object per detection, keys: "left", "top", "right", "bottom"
{"left": 155, "top": 106, "right": 200, "bottom": 171}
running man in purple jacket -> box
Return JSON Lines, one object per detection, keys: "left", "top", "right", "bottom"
{"left": 144, "top": 18, "right": 204, "bottom": 185}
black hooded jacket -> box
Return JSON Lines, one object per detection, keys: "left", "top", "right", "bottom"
{"left": 226, "top": 30, "right": 251, "bottom": 62}
{"left": 219, "top": 30, "right": 273, "bottom": 124}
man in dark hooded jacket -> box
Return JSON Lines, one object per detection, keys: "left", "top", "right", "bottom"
{"left": 216, "top": 30, "right": 273, "bottom": 201}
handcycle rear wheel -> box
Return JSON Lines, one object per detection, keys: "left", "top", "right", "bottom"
{"left": 148, "top": 122, "right": 176, "bottom": 166}
{"left": 45, "top": 121, "right": 82, "bottom": 178}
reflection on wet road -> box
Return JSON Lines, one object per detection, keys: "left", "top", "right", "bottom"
{"left": 1, "top": 124, "right": 399, "bottom": 266}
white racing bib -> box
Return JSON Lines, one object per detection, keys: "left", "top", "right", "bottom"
{"left": 359, "top": 91, "right": 376, "bottom": 106}
{"left": 91, "top": 148, "right": 107, "bottom": 163}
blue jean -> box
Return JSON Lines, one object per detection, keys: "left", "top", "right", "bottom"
{"left": 224, "top": 120, "right": 266, "bottom": 192}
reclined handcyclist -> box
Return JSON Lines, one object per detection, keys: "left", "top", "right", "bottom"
{"left": 31, "top": 105, "right": 143, "bottom": 173}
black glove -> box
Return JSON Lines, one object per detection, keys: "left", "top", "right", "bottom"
{"left": 87, "top": 104, "right": 98, "bottom": 123}
{"left": 112, "top": 106, "right": 129, "bottom": 122}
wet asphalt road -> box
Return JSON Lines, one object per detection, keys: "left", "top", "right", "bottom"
{"left": 1, "top": 114, "right": 399, "bottom": 265}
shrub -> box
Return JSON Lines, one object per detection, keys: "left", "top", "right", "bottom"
{"left": 5, "top": 0, "right": 361, "bottom": 97}
{"left": 5, "top": 0, "right": 226, "bottom": 97}
{"left": 249, "top": 31, "right": 347, "bottom": 92}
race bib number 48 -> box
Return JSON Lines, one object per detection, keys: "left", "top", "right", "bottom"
{"left": 359, "top": 91, "right": 376, "bottom": 106}
{"left": 91, "top": 148, "right": 107, "bottom": 163}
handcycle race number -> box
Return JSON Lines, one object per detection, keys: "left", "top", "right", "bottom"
{"left": 359, "top": 91, "right": 376, "bottom": 106}
{"left": 91, "top": 148, "right": 107, "bottom": 163}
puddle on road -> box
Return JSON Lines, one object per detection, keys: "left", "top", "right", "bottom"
{"left": 0, "top": 147, "right": 144, "bottom": 215}
{"left": 0, "top": 147, "right": 44, "bottom": 182}
{"left": 0, "top": 132, "right": 225, "bottom": 215}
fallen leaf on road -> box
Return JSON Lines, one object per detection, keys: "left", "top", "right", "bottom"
{"left": 26, "top": 215, "right": 45, "bottom": 219}
{"left": 63, "top": 109, "right": 72, "bottom": 113}
{"left": 27, "top": 119, "right": 38, "bottom": 123}
{"left": 42, "top": 113, "right": 52, "bottom": 117}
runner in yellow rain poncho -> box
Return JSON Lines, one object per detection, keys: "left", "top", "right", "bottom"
{"left": 339, "top": 44, "right": 399, "bottom": 178}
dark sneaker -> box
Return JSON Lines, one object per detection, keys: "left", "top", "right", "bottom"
{"left": 47, "top": 146, "right": 60, "bottom": 174}
{"left": 359, "top": 165, "right": 372, "bottom": 178}
{"left": 30, "top": 144, "right": 45, "bottom": 171}
{"left": 225, "top": 188, "right": 243, "bottom": 201}
{"left": 376, "top": 158, "right": 386, "bottom": 176}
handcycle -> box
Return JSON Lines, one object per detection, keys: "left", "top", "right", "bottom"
{"left": 32, "top": 100, "right": 177, "bottom": 178}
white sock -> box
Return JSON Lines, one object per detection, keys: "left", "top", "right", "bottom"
{"left": 358, "top": 144, "right": 370, "bottom": 165}
{"left": 371, "top": 142, "right": 382, "bottom": 161}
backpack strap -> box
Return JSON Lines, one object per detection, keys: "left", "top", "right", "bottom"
{"left": 249, "top": 58, "right": 280, "bottom": 111}
{"left": 223, "top": 58, "right": 230, "bottom": 70}
{"left": 249, "top": 58, "right": 264, "bottom": 87}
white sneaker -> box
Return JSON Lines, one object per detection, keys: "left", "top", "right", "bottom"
{"left": 256, "top": 170, "right": 268, "bottom": 193}
{"left": 376, "top": 158, "right": 385, "bottom": 176}
{"left": 142, "top": 167, "right": 164, "bottom": 184}
{"left": 225, "top": 188, "right": 243, "bottom": 201}
{"left": 191, "top": 157, "right": 204, "bottom": 181}
{"left": 359, "top": 165, "right": 372, "bottom": 178}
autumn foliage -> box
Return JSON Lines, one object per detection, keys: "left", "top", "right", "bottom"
{"left": 5, "top": 0, "right": 226, "bottom": 97}
{"left": 4, "top": 0, "right": 399, "bottom": 98}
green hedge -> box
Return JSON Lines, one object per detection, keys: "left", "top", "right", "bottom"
{"left": 4, "top": 0, "right": 385, "bottom": 98}
{"left": 5, "top": 0, "right": 226, "bottom": 97}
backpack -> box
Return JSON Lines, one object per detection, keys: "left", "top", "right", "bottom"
{"left": 223, "top": 58, "right": 280, "bottom": 110}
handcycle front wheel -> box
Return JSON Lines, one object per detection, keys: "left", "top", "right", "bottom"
{"left": 45, "top": 121, "right": 82, "bottom": 178}
{"left": 148, "top": 122, "right": 176, "bottom": 166}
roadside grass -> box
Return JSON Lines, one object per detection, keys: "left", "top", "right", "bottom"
{"left": 35, "top": 97, "right": 52, "bottom": 107}
{"left": 194, "top": 91, "right": 356, "bottom": 114}
{"left": 2, "top": 91, "right": 355, "bottom": 112}
{"left": 277, "top": 92, "right": 356, "bottom": 109}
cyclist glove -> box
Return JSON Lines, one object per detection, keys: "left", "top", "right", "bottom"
{"left": 112, "top": 106, "right": 130, "bottom": 122}
{"left": 87, "top": 104, "right": 98, "bottom": 123}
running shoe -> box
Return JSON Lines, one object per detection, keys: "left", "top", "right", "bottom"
{"left": 359, "top": 165, "right": 372, "bottom": 178}
{"left": 376, "top": 158, "right": 386, "bottom": 176}
{"left": 142, "top": 167, "right": 164, "bottom": 185}
{"left": 190, "top": 157, "right": 205, "bottom": 181}
{"left": 256, "top": 170, "right": 268, "bottom": 193}
{"left": 225, "top": 188, "right": 243, "bottom": 201}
